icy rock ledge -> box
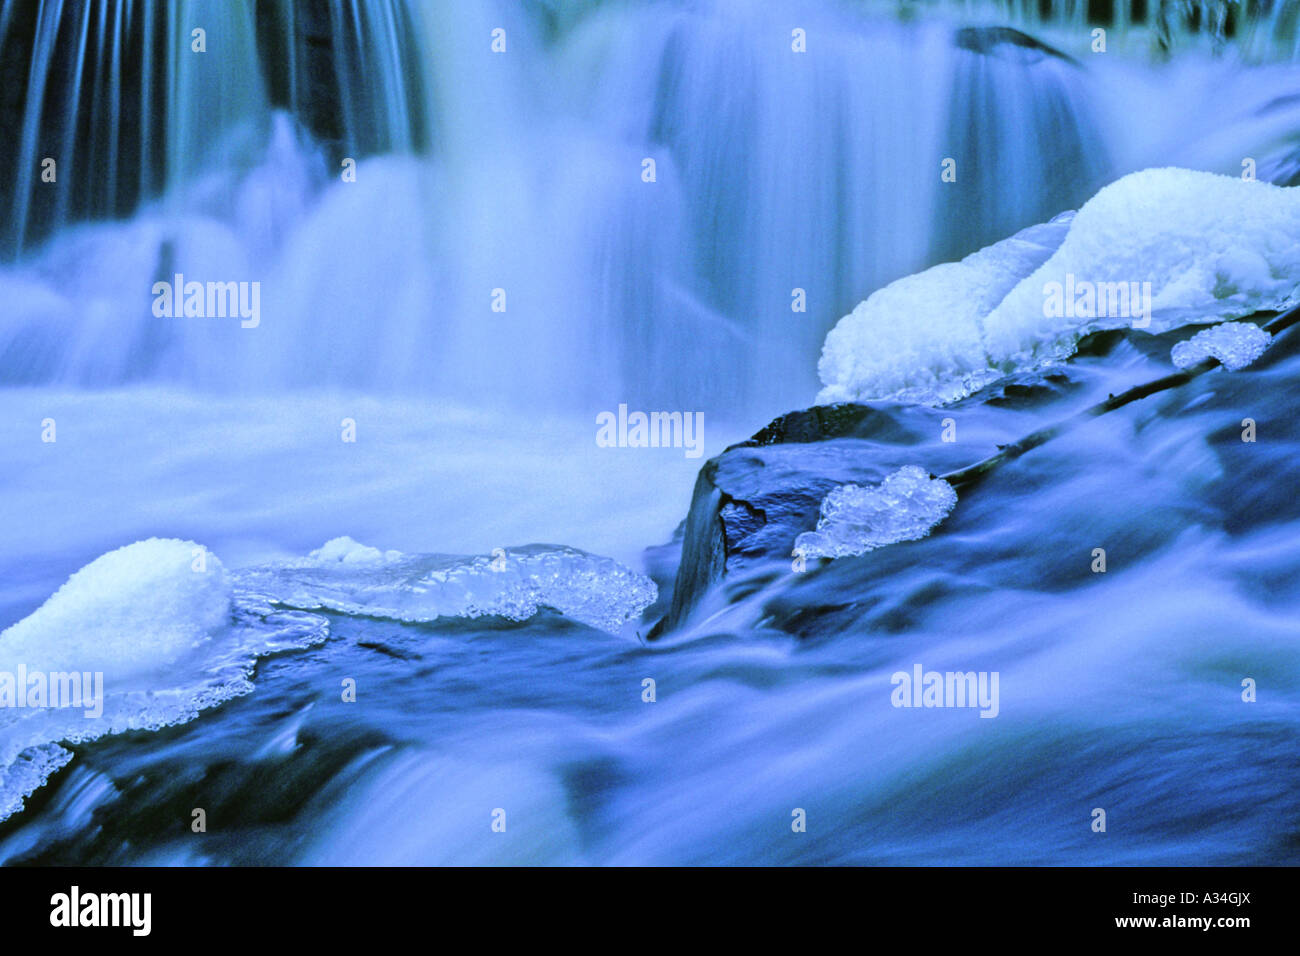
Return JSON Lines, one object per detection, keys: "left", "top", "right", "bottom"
{"left": 793, "top": 466, "right": 958, "bottom": 560}
{"left": 817, "top": 212, "right": 1075, "bottom": 406}
{"left": 235, "top": 537, "right": 657, "bottom": 635}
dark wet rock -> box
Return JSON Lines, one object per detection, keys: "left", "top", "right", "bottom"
{"left": 954, "top": 26, "right": 1080, "bottom": 66}
{"left": 638, "top": 522, "right": 686, "bottom": 630}
{"left": 0, "top": 1, "right": 430, "bottom": 256}
{"left": 645, "top": 318, "right": 1294, "bottom": 638}
{"left": 647, "top": 401, "right": 993, "bottom": 637}
{"left": 253, "top": 0, "right": 430, "bottom": 156}
{"left": 741, "top": 403, "right": 919, "bottom": 447}
{"left": 649, "top": 464, "right": 729, "bottom": 638}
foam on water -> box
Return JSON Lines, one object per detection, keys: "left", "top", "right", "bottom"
{"left": 235, "top": 536, "right": 657, "bottom": 635}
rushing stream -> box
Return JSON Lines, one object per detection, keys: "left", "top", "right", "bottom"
{"left": 2, "top": 0, "right": 1299, "bottom": 865}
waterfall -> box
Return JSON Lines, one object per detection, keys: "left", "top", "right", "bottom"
{"left": 0, "top": 0, "right": 267, "bottom": 259}
{"left": 0, "top": 0, "right": 1297, "bottom": 420}
{"left": 0, "top": 0, "right": 424, "bottom": 257}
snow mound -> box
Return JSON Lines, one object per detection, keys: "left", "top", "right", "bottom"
{"left": 793, "top": 466, "right": 958, "bottom": 560}
{"left": 235, "top": 540, "right": 657, "bottom": 635}
{"left": 0, "top": 539, "right": 328, "bottom": 823}
{"left": 985, "top": 168, "right": 1300, "bottom": 361}
{"left": 817, "top": 213, "right": 1073, "bottom": 405}
{"left": 306, "top": 536, "right": 404, "bottom": 566}
{"left": 1171, "top": 321, "right": 1272, "bottom": 371}
{"left": 0, "top": 538, "right": 230, "bottom": 675}
{"left": 819, "top": 169, "right": 1300, "bottom": 405}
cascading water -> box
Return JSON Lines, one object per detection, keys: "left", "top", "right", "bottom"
{"left": 0, "top": 0, "right": 267, "bottom": 257}
{"left": 8, "top": 0, "right": 1280, "bottom": 416}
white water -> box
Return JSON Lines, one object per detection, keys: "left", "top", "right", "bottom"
{"left": 12, "top": 1, "right": 1299, "bottom": 421}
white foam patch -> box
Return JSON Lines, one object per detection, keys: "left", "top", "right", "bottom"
{"left": 818, "top": 169, "right": 1300, "bottom": 405}
{"left": 1171, "top": 321, "right": 1272, "bottom": 371}
{"left": 793, "top": 466, "right": 958, "bottom": 560}
{"left": 0, "top": 539, "right": 328, "bottom": 822}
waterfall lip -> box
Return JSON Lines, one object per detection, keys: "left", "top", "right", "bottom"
{"left": 953, "top": 25, "right": 1081, "bottom": 67}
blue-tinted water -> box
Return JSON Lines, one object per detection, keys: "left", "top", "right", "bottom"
{"left": 2, "top": 0, "right": 1299, "bottom": 865}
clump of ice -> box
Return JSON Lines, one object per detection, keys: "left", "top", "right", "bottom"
{"left": 306, "top": 536, "right": 404, "bottom": 566}
{"left": 793, "top": 466, "right": 958, "bottom": 560}
{"left": 235, "top": 540, "right": 657, "bottom": 635}
{"left": 818, "top": 169, "right": 1300, "bottom": 405}
{"left": 0, "top": 538, "right": 328, "bottom": 823}
{"left": 817, "top": 213, "right": 1074, "bottom": 405}
{"left": 1171, "top": 321, "right": 1272, "bottom": 371}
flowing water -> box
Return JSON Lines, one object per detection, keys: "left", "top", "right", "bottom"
{"left": 1, "top": 0, "right": 1299, "bottom": 864}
